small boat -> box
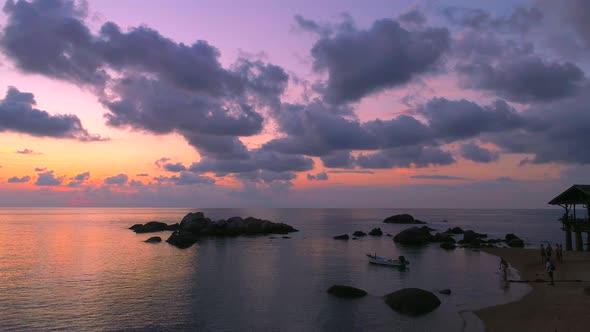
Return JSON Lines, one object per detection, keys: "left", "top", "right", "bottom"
{"left": 366, "top": 254, "right": 409, "bottom": 267}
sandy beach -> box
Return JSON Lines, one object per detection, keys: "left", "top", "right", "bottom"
{"left": 476, "top": 248, "right": 590, "bottom": 332}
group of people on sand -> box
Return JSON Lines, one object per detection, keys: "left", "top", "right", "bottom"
{"left": 541, "top": 243, "right": 563, "bottom": 286}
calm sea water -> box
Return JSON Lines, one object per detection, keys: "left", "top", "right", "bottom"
{"left": 0, "top": 208, "right": 565, "bottom": 331}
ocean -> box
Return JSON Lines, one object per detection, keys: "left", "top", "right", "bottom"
{"left": 0, "top": 208, "right": 566, "bottom": 331}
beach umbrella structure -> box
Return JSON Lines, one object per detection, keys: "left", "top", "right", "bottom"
{"left": 548, "top": 185, "right": 590, "bottom": 251}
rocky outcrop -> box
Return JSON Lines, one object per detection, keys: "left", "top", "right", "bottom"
{"left": 501, "top": 233, "right": 524, "bottom": 247}
{"left": 458, "top": 230, "right": 487, "bottom": 245}
{"left": 353, "top": 231, "right": 367, "bottom": 237}
{"left": 439, "top": 289, "right": 451, "bottom": 295}
{"left": 144, "top": 236, "right": 162, "bottom": 243}
{"left": 130, "top": 212, "right": 298, "bottom": 249}
{"left": 369, "top": 228, "right": 383, "bottom": 236}
{"left": 384, "top": 288, "right": 441, "bottom": 315}
{"left": 393, "top": 226, "right": 434, "bottom": 245}
{"left": 384, "top": 214, "right": 426, "bottom": 224}
{"left": 129, "top": 221, "right": 178, "bottom": 233}
{"left": 327, "top": 285, "right": 367, "bottom": 298}
{"left": 334, "top": 234, "right": 350, "bottom": 240}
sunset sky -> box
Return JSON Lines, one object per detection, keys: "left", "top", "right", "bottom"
{"left": 0, "top": 0, "right": 589, "bottom": 208}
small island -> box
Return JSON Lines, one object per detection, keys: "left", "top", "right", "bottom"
{"left": 130, "top": 211, "right": 298, "bottom": 248}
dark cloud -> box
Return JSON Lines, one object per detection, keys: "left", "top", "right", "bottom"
{"left": 537, "top": 0, "right": 590, "bottom": 52}
{"left": 68, "top": 171, "right": 90, "bottom": 187}
{"left": 154, "top": 171, "right": 215, "bottom": 186}
{"left": 310, "top": 18, "right": 449, "bottom": 103}
{"left": 321, "top": 150, "right": 355, "bottom": 168}
{"left": 265, "top": 101, "right": 432, "bottom": 156}
{"left": 417, "top": 98, "right": 522, "bottom": 141}
{"left": 237, "top": 170, "right": 297, "bottom": 184}
{"left": 327, "top": 170, "right": 374, "bottom": 174}
{"left": 35, "top": 170, "right": 65, "bottom": 186}
{"left": 356, "top": 146, "right": 455, "bottom": 169}
{"left": 7, "top": 175, "right": 30, "bottom": 183}
{"left": 34, "top": 167, "right": 46, "bottom": 172}
{"left": 0, "top": 0, "right": 286, "bottom": 162}
{"left": 163, "top": 162, "right": 186, "bottom": 172}
{"left": 399, "top": 8, "right": 426, "bottom": 26}
{"left": 487, "top": 85, "right": 590, "bottom": 164}
{"left": 456, "top": 56, "right": 585, "bottom": 102}
{"left": 1, "top": 0, "right": 107, "bottom": 86}
{"left": 460, "top": 143, "right": 500, "bottom": 163}
{"left": 74, "top": 172, "right": 90, "bottom": 181}
{"left": 16, "top": 148, "right": 40, "bottom": 155}
{"left": 154, "top": 157, "right": 171, "bottom": 168}
{"left": 136, "top": 173, "right": 149, "bottom": 177}
{"left": 0, "top": 87, "right": 106, "bottom": 141}
{"left": 189, "top": 149, "right": 314, "bottom": 176}
{"left": 307, "top": 172, "right": 328, "bottom": 181}
{"left": 443, "top": 6, "right": 543, "bottom": 33}
{"left": 293, "top": 15, "right": 332, "bottom": 36}
{"left": 410, "top": 175, "right": 470, "bottom": 180}
{"left": 104, "top": 173, "right": 128, "bottom": 185}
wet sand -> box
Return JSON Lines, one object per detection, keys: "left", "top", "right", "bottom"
{"left": 476, "top": 248, "right": 590, "bottom": 332}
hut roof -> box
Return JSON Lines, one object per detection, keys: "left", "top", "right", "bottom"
{"left": 548, "top": 185, "right": 590, "bottom": 205}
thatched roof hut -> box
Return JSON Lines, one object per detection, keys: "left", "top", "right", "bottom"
{"left": 549, "top": 185, "right": 590, "bottom": 251}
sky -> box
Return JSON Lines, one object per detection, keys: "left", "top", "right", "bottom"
{"left": 0, "top": 0, "right": 589, "bottom": 208}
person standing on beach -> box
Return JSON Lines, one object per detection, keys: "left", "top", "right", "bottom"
{"left": 540, "top": 244, "right": 546, "bottom": 263}
{"left": 546, "top": 259, "right": 555, "bottom": 286}
{"left": 500, "top": 257, "right": 509, "bottom": 281}
{"left": 546, "top": 243, "right": 553, "bottom": 260}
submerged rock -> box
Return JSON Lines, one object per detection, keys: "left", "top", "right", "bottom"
{"left": 144, "top": 236, "right": 162, "bottom": 243}
{"left": 383, "top": 214, "right": 425, "bottom": 224}
{"left": 393, "top": 226, "right": 433, "bottom": 245}
{"left": 369, "top": 227, "right": 383, "bottom": 236}
{"left": 439, "top": 289, "right": 452, "bottom": 295}
{"left": 384, "top": 288, "right": 441, "bottom": 315}
{"left": 334, "top": 234, "right": 350, "bottom": 240}
{"left": 327, "top": 285, "right": 367, "bottom": 298}
{"left": 129, "top": 221, "right": 178, "bottom": 233}
{"left": 353, "top": 231, "right": 367, "bottom": 237}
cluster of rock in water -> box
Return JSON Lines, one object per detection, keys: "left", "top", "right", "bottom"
{"left": 129, "top": 212, "right": 298, "bottom": 248}
{"left": 333, "top": 213, "right": 525, "bottom": 250}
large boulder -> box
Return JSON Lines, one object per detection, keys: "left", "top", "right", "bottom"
{"left": 384, "top": 214, "right": 425, "bottom": 224}
{"left": 393, "top": 227, "right": 433, "bottom": 245}
{"left": 166, "top": 230, "right": 199, "bottom": 249}
{"left": 327, "top": 285, "right": 367, "bottom": 298}
{"left": 129, "top": 221, "right": 177, "bottom": 233}
{"left": 384, "top": 288, "right": 441, "bottom": 315}
{"left": 334, "top": 234, "right": 350, "bottom": 240}
{"left": 353, "top": 231, "right": 367, "bottom": 237}
{"left": 369, "top": 228, "right": 383, "bottom": 236}
{"left": 505, "top": 234, "right": 520, "bottom": 241}
{"left": 179, "top": 212, "right": 211, "bottom": 232}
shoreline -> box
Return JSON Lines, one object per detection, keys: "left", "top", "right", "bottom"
{"left": 475, "top": 248, "right": 590, "bottom": 331}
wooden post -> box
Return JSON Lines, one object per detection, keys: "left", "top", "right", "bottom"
{"left": 562, "top": 204, "right": 573, "bottom": 251}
